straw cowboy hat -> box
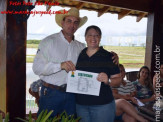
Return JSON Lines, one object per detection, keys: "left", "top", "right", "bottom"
{"left": 55, "top": 7, "right": 88, "bottom": 28}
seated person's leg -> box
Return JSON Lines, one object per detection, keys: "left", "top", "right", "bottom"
{"left": 115, "top": 99, "right": 148, "bottom": 122}
{"left": 122, "top": 113, "right": 136, "bottom": 122}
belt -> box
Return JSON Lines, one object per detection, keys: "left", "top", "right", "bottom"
{"left": 42, "top": 81, "right": 67, "bottom": 92}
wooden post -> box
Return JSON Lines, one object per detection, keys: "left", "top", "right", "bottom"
{"left": 0, "top": 0, "right": 26, "bottom": 121}
{"left": 0, "top": 0, "right": 7, "bottom": 114}
{"left": 145, "top": 0, "right": 163, "bottom": 78}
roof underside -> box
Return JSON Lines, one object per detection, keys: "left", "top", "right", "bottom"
{"left": 38, "top": 0, "right": 162, "bottom": 22}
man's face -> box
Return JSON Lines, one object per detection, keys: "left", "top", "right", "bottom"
{"left": 61, "top": 16, "right": 80, "bottom": 37}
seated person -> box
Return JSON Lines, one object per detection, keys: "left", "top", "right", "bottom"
{"left": 133, "top": 66, "right": 155, "bottom": 104}
{"left": 153, "top": 62, "right": 163, "bottom": 96}
{"left": 112, "top": 64, "right": 137, "bottom": 104}
{"left": 30, "top": 80, "right": 148, "bottom": 122}
{"left": 115, "top": 99, "right": 148, "bottom": 122}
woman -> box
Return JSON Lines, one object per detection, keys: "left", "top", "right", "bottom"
{"left": 112, "top": 64, "right": 137, "bottom": 104}
{"left": 133, "top": 66, "right": 155, "bottom": 104}
{"left": 75, "top": 25, "right": 121, "bottom": 122}
{"left": 153, "top": 62, "right": 163, "bottom": 96}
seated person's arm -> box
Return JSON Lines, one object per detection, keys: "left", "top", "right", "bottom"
{"left": 112, "top": 89, "right": 137, "bottom": 105}
{"left": 112, "top": 89, "right": 128, "bottom": 99}
{"left": 153, "top": 74, "right": 157, "bottom": 88}
{"left": 112, "top": 89, "right": 136, "bottom": 102}
{"left": 160, "top": 82, "right": 163, "bottom": 87}
{"left": 130, "top": 91, "right": 136, "bottom": 97}
{"left": 152, "top": 73, "right": 163, "bottom": 88}
{"left": 109, "top": 73, "right": 122, "bottom": 87}
{"left": 97, "top": 73, "right": 121, "bottom": 86}
{"left": 139, "top": 94, "right": 155, "bottom": 103}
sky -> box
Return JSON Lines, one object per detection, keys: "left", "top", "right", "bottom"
{"left": 27, "top": 5, "right": 148, "bottom": 46}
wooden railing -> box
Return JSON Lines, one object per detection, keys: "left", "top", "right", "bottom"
{"left": 26, "top": 94, "right": 38, "bottom": 114}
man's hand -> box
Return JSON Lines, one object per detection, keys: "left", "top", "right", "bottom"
{"left": 29, "top": 88, "right": 40, "bottom": 106}
{"left": 150, "top": 94, "right": 156, "bottom": 101}
{"left": 111, "top": 51, "right": 119, "bottom": 65}
{"left": 61, "top": 61, "right": 76, "bottom": 72}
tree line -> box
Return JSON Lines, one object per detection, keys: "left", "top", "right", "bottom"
{"left": 27, "top": 40, "right": 41, "bottom": 44}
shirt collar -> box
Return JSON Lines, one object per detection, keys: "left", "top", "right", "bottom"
{"left": 83, "top": 46, "right": 103, "bottom": 57}
{"left": 59, "top": 30, "right": 75, "bottom": 43}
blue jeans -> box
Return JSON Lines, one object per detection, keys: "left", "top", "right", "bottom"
{"left": 38, "top": 85, "right": 76, "bottom": 117}
{"left": 76, "top": 100, "right": 116, "bottom": 122}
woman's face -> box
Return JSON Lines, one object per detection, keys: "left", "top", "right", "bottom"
{"left": 139, "top": 68, "right": 149, "bottom": 81}
{"left": 85, "top": 28, "right": 101, "bottom": 49}
{"left": 119, "top": 66, "right": 126, "bottom": 79}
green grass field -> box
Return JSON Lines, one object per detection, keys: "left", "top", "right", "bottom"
{"left": 103, "top": 46, "right": 145, "bottom": 68}
{"left": 27, "top": 44, "right": 39, "bottom": 48}
{"left": 27, "top": 44, "right": 145, "bottom": 68}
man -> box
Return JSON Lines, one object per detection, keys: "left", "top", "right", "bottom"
{"left": 32, "top": 7, "right": 119, "bottom": 117}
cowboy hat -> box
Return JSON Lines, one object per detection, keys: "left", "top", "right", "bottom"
{"left": 55, "top": 7, "right": 87, "bottom": 28}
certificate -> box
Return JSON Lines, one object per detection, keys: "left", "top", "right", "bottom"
{"left": 66, "top": 70, "right": 101, "bottom": 96}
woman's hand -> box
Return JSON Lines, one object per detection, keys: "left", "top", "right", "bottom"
{"left": 150, "top": 94, "right": 156, "bottom": 101}
{"left": 130, "top": 97, "right": 138, "bottom": 105}
{"left": 97, "top": 72, "right": 109, "bottom": 85}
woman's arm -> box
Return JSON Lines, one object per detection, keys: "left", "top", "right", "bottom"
{"left": 153, "top": 74, "right": 157, "bottom": 88}
{"left": 112, "top": 89, "right": 137, "bottom": 104}
{"left": 97, "top": 72, "right": 121, "bottom": 86}
{"left": 139, "top": 94, "right": 156, "bottom": 103}
{"left": 110, "top": 73, "right": 122, "bottom": 87}
{"left": 112, "top": 89, "right": 128, "bottom": 99}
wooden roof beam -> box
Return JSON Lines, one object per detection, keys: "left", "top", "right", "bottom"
{"left": 98, "top": 6, "right": 110, "bottom": 17}
{"left": 77, "top": 0, "right": 152, "bottom": 12}
{"left": 118, "top": 10, "right": 131, "bottom": 20}
{"left": 136, "top": 12, "right": 147, "bottom": 22}
{"left": 76, "top": 2, "right": 85, "bottom": 9}
{"left": 46, "top": 5, "right": 52, "bottom": 11}
{"left": 45, "top": 0, "right": 54, "bottom": 11}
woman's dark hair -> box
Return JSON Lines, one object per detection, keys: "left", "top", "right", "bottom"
{"left": 85, "top": 25, "right": 102, "bottom": 37}
{"left": 119, "top": 64, "right": 124, "bottom": 68}
{"left": 137, "top": 66, "right": 153, "bottom": 91}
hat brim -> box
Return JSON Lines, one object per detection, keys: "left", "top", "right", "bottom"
{"left": 55, "top": 10, "right": 87, "bottom": 28}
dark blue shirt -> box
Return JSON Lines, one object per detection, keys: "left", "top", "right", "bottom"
{"left": 76, "top": 47, "right": 120, "bottom": 105}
